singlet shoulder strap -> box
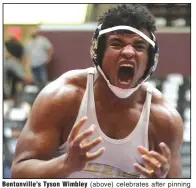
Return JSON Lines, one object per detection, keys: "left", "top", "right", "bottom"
{"left": 74, "top": 68, "right": 95, "bottom": 119}
{"left": 144, "top": 82, "right": 153, "bottom": 113}
{"left": 87, "top": 67, "right": 95, "bottom": 75}
{"left": 146, "top": 82, "right": 154, "bottom": 94}
{"left": 85, "top": 67, "right": 96, "bottom": 115}
{"left": 133, "top": 82, "right": 153, "bottom": 149}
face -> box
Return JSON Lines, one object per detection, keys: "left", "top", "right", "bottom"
{"left": 30, "top": 27, "right": 39, "bottom": 38}
{"left": 101, "top": 29, "right": 150, "bottom": 89}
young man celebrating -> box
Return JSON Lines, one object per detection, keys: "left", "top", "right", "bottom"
{"left": 11, "top": 4, "right": 183, "bottom": 178}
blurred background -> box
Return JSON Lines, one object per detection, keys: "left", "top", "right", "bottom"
{"left": 3, "top": 3, "right": 191, "bottom": 178}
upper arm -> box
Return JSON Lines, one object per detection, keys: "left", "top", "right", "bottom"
{"left": 152, "top": 89, "right": 184, "bottom": 178}
{"left": 157, "top": 109, "right": 183, "bottom": 178}
{"left": 13, "top": 79, "right": 80, "bottom": 165}
{"left": 42, "top": 37, "right": 53, "bottom": 50}
{"left": 12, "top": 62, "right": 25, "bottom": 78}
{"left": 163, "top": 108, "right": 184, "bottom": 178}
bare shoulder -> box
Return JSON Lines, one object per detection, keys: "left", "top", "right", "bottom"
{"left": 37, "top": 68, "right": 88, "bottom": 105}
{"left": 28, "top": 68, "right": 89, "bottom": 129}
{"left": 12, "top": 69, "right": 89, "bottom": 164}
{"left": 40, "top": 69, "right": 87, "bottom": 101}
{"left": 143, "top": 83, "right": 184, "bottom": 146}
{"left": 151, "top": 85, "right": 183, "bottom": 126}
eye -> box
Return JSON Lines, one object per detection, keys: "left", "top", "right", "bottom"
{"left": 110, "top": 42, "right": 124, "bottom": 49}
{"left": 134, "top": 45, "right": 147, "bottom": 51}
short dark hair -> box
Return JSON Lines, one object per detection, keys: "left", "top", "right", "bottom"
{"left": 96, "top": 4, "right": 156, "bottom": 78}
{"left": 99, "top": 4, "right": 156, "bottom": 32}
{"left": 5, "top": 38, "right": 24, "bottom": 60}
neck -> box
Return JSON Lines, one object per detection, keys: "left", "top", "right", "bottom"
{"left": 94, "top": 73, "right": 141, "bottom": 107}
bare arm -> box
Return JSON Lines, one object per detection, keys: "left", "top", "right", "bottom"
{"left": 44, "top": 37, "right": 53, "bottom": 63}
{"left": 21, "top": 54, "right": 32, "bottom": 76}
{"left": 11, "top": 78, "right": 80, "bottom": 178}
{"left": 160, "top": 106, "right": 184, "bottom": 178}
{"left": 152, "top": 89, "right": 184, "bottom": 178}
{"left": 46, "top": 46, "right": 53, "bottom": 63}
{"left": 134, "top": 88, "right": 184, "bottom": 178}
{"left": 11, "top": 70, "right": 104, "bottom": 178}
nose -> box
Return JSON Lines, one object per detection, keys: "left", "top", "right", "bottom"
{"left": 120, "top": 45, "right": 135, "bottom": 59}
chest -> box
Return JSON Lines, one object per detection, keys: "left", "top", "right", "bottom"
{"left": 28, "top": 39, "right": 45, "bottom": 52}
{"left": 95, "top": 102, "right": 144, "bottom": 139}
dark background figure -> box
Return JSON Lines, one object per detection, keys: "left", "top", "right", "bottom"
{"left": 4, "top": 37, "right": 33, "bottom": 99}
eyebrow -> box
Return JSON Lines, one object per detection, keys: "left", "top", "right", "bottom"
{"left": 108, "top": 37, "right": 124, "bottom": 43}
{"left": 134, "top": 39, "right": 149, "bottom": 46}
{"left": 108, "top": 36, "right": 149, "bottom": 46}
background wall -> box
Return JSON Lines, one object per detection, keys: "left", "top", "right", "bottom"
{"left": 39, "top": 30, "right": 191, "bottom": 80}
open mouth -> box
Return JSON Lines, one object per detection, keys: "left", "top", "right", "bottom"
{"left": 117, "top": 64, "right": 134, "bottom": 85}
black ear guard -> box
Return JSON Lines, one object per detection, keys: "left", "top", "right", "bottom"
{"left": 90, "top": 24, "right": 102, "bottom": 66}
{"left": 90, "top": 24, "right": 159, "bottom": 82}
{"left": 144, "top": 33, "right": 159, "bottom": 81}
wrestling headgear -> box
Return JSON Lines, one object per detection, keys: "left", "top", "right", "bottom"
{"left": 90, "top": 24, "right": 159, "bottom": 98}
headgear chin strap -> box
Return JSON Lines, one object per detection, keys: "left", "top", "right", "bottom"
{"left": 90, "top": 24, "right": 159, "bottom": 99}
{"left": 97, "top": 65, "right": 145, "bottom": 98}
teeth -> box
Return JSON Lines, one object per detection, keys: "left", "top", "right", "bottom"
{"left": 120, "top": 81, "right": 130, "bottom": 84}
{"left": 120, "top": 64, "right": 134, "bottom": 68}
